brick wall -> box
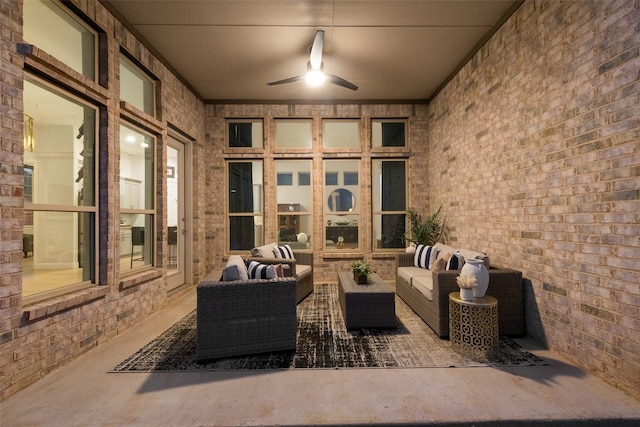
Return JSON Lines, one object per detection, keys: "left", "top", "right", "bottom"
{"left": 205, "top": 104, "right": 430, "bottom": 283}
{"left": 0, "top": 0, "right": 205, "bottom": 400}
{"left": 428, "top": 0, "right": 639, "bottom": 398}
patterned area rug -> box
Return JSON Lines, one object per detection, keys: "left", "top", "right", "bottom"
{"left": 112, "top": 283, "right": 545, "bottom": 372}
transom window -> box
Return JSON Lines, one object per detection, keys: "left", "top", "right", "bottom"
{"left": 23, "top": 0, "right": 97, "bottom": 80}
{"left": 372, "top": 120, "right": 406, "bottom": 147}
{"left": 228, "top": 120, "right": 263, "bottom": 148}
{"left": 120, "top": 55, "right": 156, "bottom": 116}
{"left": 275, "top": 120, "right": 312, "bottom": 149}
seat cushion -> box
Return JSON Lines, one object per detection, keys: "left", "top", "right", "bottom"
{"left": 296, "top": 264, "right": 312, "bottom": 280}
{"left": 412, "top": 275, "right": 434, "bottom": 301}
{"left": 397, "top": 266, "right": 430, "bottom": 285}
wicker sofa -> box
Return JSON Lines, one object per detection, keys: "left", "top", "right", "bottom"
{"left": 248, "top": 242, "right": 313, "bottom": 303}
{"left": 396, "top": 243, "right": 523, "bottom": 338}
{"left": 196, "top": 268, "right": 297, "bottom": 361}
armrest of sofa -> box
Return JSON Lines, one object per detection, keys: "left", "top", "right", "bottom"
{"left": 292, "top": 252, "right": 313, "bottom": 268}
{"left": 396, "top": 252, "right": 414, "bottom": 268}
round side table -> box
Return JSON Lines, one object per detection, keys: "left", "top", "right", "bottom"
{"left": 449, "top": 292, "right": 499, "bottom": 360}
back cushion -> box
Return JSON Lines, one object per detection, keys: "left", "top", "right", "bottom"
{"left": 446, "top": 252, "right": 466, "bottom": 270}
{"left": 251, "top": 242, "right": 278, "bottom": 258}
{"left": 414, "top": 244, "right": 440, "bottom": 269}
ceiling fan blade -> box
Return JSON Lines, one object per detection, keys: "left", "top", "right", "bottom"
{"left": 309, "top": 30, "right": 324, "bottom": 71}
{"left": 267, "top": 75, "right": 305, "bottom": 86}
{"left": 326, "top": 74, "right": 358, "bottom": 91}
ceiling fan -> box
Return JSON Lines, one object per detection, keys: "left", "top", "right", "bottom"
{"left": 267, "top": 30, "right": 358, "bottom": 91}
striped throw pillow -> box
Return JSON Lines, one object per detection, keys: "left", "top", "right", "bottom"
{"left": 246, "top": 261, "right": 277, "bottom": 279}
{"left": 446, "top": 252, "right": 466, "bottom": 270}
{"left": 414, "top": 244, "right": 440, "bottom": 269}
{"left": 274, "top": 244, "right": 294, "bottom": 259}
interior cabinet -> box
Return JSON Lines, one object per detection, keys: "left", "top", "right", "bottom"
{"left": 120, "top": 178, "right": 141, "bottom": 209}
{"left": 278, "top": 203, "right": 300, "bottom": 240}
{"left": 326, "top": 226, "right": 358, "bottom": 244}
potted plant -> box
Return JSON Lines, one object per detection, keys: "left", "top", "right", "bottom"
{"left": 351, "top": 260, "right": 371, "bottom": 285}
{"left": 406, "top": 206, "right": 444, "bottom": 246}
{"left": 456, "top": 272, "right": 477, "bottom": 301}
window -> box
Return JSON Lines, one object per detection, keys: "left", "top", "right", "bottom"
{"left": 323, "top": 120, "right": 360, "bottom": 149}
{"left": 344, "top": 172, "right": 359, "bottom": 185}
{"left": 23, "top": 0, "right": 97, "bottom": 80}
{"left": 119, "top": 124, "right": 155, "bottom": 273}
{"left": 23, "top": 76, "right": 98, "bottom": 298}
{"left": 298, "top": 172, "right": 310, "bottom": 186}
{"left": 277, "top": 173, "right": 293, "bottom": 186}
{"left": 228, "top": 161, "right": 263, "bottom": 251}
{"left": 276, "top": 161, "right": 312, "bottom": 248}
{"left": 325, "top": 160, "right": 359, "bottom": 251}
{"left": 372, "top": 160, "right": 406, "bottom": 249}
{"left": 372, "top": 120, "right": 406, "bottom": 147}
{"left": 228, "top": 120, "right": 263, "bottom": 148}
{"left": 275, "top": 120, "right": 312, "bottom": 149}
{"left": 120, "top": 55, "right": 155, "bottom": 116}
{"left": 325, "top": 172, "right": 338, "bottom": 186}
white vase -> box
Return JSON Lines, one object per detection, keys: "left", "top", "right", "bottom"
{"left": 461, "top": 259, "right": 489, "bottom": 298}
{"left": 459, "top": 288, "right": 474, "bottom": 301}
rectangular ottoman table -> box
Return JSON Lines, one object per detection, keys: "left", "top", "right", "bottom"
{"left": 337, "top": 272, "right": 396, "bottom": 330}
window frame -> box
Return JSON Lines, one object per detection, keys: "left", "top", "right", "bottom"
{"left": 371, "top": 159, "right": 408, "bottom": 252}
{"left": 118, "top": 122, "right": 157, "bottom": 275}
{"left": 22, "top": 74, "right": 99, "bottom": 303}
{"left": 226, "top": 160, "right": 264, "bottom": 253}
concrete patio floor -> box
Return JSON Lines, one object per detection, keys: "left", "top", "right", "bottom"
{"left": 2, "top": 288, "right": 639, "bottom": 427}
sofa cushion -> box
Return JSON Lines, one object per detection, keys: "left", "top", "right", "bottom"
{"left": 274, "top": 244, "right": 294, "bottom": 259}
{"left": 296, "top": 264, "right": 312, "bottom": 280}
{"left": 224, "top": 255, "right": 249, "bottom": 281}
{"left": 222, "top": 264, "right": 240, "bottom": 281}
{"left": 414, "top": 244, "right": 439, "bottom": 269}
{"left": 412, "top": 275, "right": 434, "bottom": 301}
{"left": 246, "top": 260, "right": 277, "bottom": 279}
{"left": 398, "top": 266, "right": 430, "bottom": 286}
{"left": 251, "top": 242, "right": 279, "bottom": 258}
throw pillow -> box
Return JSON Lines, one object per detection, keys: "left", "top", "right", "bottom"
{"left": 274, "top": 263, "right": 285, "bottom": 277}
{"left": 246, "top": 261, "right": 277, "bottom": 279}
{"left": 222, "top": 264, "right": 240, "bottom": 281}
{"left": 414, "top": 244, "right": 440, "bottom": 269}
{"left": 446, "top": 252, "right": 466, "bottom": 270}
{"left": 432, "top": 257, "right": 446, "bottom": 272}
{"left": 225, "top": 255, "right": 249, "bottom": 281}
{"left": 274, "top": 244, "right": 294, "bottom": 259}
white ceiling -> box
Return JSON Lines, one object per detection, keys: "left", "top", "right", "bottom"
{"left": 102, "top": 0, "right": 521, "bottom": 103}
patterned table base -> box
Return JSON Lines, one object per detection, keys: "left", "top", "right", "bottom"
{"left": 449, "top": 293, "right": 499, "bottom": 360}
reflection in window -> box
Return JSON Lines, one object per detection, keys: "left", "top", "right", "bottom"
{"left": 323, "top": 120, "right": 359, "bottom": 148}
{"left": 275, "top": 120, "right": 312, "bottom": 149}
{"left": 120, "top": 55, "right": 155, "bottom": 116}
{"left": 298, "top": 172, "right": 310, "bottom": 186}
{"left": 228, "top": 120, "right": 263, "bottom": 148}
{"left": 120, "top": 124, "right": 155, "bottom": 273}
{"left": 276, "top": 160, "right": 312, "bottom": 248}
{"left": 277, "top": 173, "right": 293, "bottom": 186}
{"left": 23, "top": 0, "right": 96, "bottom": 80}
{"left": 325, "top": 160, "right": 359, "bottom": 251}
{"left": 228, "top": 161, "right": 263, "bottom": 250}
{"left": 22, "top": 76, "right": 97, "bottom": 298}
{"left": 372, "top": 120, "right": 406, "bottom": 147}
{"left": 372, "top": 160, "right": 406, "bottom": 249}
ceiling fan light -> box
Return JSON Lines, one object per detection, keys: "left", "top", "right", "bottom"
{"left": 305, "top": 70, "right": 326, "bottom": 86}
